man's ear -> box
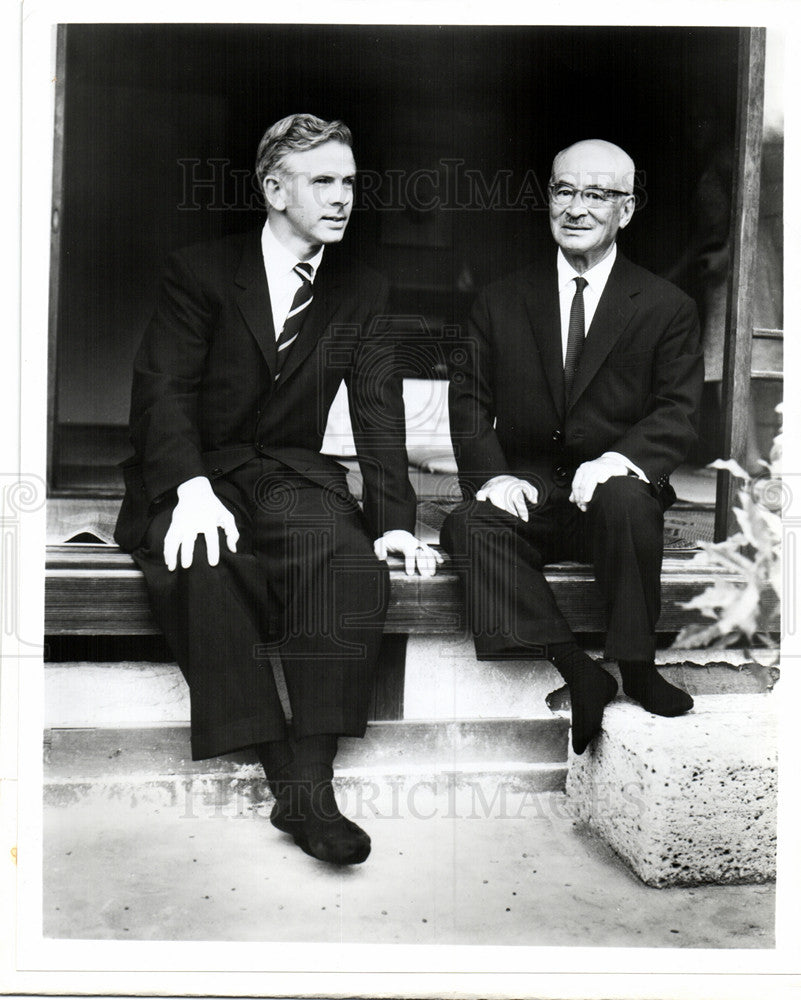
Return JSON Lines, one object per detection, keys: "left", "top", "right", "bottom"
{"left": 263, "top": 174, "right": 286, "bottom": 212}
{"left": 617, "top": 194, "right": 636, "bottom": 231}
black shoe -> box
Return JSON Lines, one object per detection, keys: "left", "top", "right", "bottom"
{"left": 618, "top": 660, "right": 694, "bottom": 717}
{"left": 549, "top": 644, "right": 618, "bottom": 754}
{"left": 569, "top": 667, "right": 618, "bottom": 754}
{"left": 270, "top": 786, "right": 371, "bottom": 865}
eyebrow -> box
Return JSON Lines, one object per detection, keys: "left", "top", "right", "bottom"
{"left": 551, "top": 180, "right": 616, "bottom": 188}
{"left": 310, "top": 171, "right": 357, "bottom": 181}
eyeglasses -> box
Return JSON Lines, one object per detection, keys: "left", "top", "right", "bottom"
{"left": 548, "top": 183, "right": 633, "bottom": 208}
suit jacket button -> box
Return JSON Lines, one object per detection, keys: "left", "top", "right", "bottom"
{"left": 551, "top": 429, "right": 564, "bottom": 444}
{"left": 553, "top": 465, "right": 570, "bottom": 486}
{"left": 211, "top": 467, "right": 223, "bottom": 477}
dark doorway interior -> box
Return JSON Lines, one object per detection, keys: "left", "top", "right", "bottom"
{"left": 51, "top": 24, "right": 746, "bottom": 495}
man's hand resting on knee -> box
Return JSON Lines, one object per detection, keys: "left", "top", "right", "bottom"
{"left": 163, "top": 476, "right": 240, "bottom": 571}
{"left": 569, "top": 456, "right": 629, "bottom": 512}
{"left": 476, "top": 475, "right": 538, "bottom": 522}
{"left": 374, "top": 531, "right": 444, "bottom": 577}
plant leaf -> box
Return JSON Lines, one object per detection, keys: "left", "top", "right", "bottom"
{"left": 708, "top": 458, "right": 751, "bottom": 480}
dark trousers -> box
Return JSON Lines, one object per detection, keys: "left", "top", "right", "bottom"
{"left": 440, "top": 475, "right": 664, "bottom": 663}
{"left": 132, "top": 457, "right": 389, "bottom": 760}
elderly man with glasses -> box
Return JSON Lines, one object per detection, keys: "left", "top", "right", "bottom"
{"left": 442, "top": 139, "right": 704, "bottom": 755}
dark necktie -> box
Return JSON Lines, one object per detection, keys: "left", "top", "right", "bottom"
{"left": 274, "top": 261, "right": 314, "bottom": 381}
{"left": 563, "top": 275, "right": 588, "bottom": 399}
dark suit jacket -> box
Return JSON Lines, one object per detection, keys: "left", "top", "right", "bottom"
{"left": 449, "top": 251, "right": 703, "bottom": 505}
{"left": 115, "top": 228, "right": 416, "bottom": 551}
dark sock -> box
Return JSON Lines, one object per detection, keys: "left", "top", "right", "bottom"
{"left": 292, "top": 733, "right": 338, "bottom": 771}
{"left": 618, "top": 660, "right": 694, "bottom": 716}
{"left": 256, "top": 733, "right": 336, "bottom": 791}
{"left": 549, "top": 642, "right": 618, "bottom": 755}
{"left": 254, "top": 737, "right": 294, "bottom": 797}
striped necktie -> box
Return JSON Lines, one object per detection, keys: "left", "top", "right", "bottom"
{"left": 563, "top": 275, "right": 588, "bottom": 399}
{"left": 274, "top": 261, "right": 314, "bottom": 381}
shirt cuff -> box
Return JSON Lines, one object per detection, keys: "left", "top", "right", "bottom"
{"left": 601, "top": 451, "right": 649, "bottom": 483}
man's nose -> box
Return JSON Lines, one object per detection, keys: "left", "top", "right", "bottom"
{"left": 565, "top": 190, "right": 588, "bottom": 214}
{"left": 330, "top": 181, "right": 351, "bottom": 206}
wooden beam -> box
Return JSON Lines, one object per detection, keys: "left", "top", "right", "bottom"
{"left": 47, "top": 26, "right": 67, "bottom": 490}
{"left": 715, "top": 27, "right": 767, "bottom": 540}
{"left": 44, "top": 545, "right": 761, "bottom": 638}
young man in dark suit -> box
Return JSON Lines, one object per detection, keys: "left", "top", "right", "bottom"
{"left": 442, "top": 139, "right": 704, "bottom": 755}
{"left": 115, "top": 114, "right": 440, "bottom": 865}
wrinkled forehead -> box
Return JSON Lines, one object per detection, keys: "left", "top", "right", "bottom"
{"left": 551, "top": 146, "right": 634, "bottom": 193}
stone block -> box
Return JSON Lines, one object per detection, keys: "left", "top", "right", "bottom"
{"left": 565, "top": 694, "right": 777, "bottom": 887}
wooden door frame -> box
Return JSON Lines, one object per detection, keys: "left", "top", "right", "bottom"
{"left": 46, "top": 24, "right": 67, "bottom": 493}
{"left": 714, "top": 26, "right": 769, "bottom": 540}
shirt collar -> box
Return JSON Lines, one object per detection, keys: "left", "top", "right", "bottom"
{"left": 556, "top": 244, "right": 617, "bottom": 294}
{"left": 261, "top": 219, "right": 324, "bottom": 280}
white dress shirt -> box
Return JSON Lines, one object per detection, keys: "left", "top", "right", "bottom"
{"left": 261, "top": 220, "right": 324, "bottom": 337}
{"left": 556, "top": 245, "right": 647, "bottom": 482}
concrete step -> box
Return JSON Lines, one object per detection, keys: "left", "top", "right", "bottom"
{"left": 403, "top": 640, "right": 778, "bottom": 718}
{"left": 43, "top": 642, "right": 777, "bottom": 809}
{"left": 43, "top": 718, "right": 571, "bottom": 807}
{"left": 43, "top": 648, "right": 777, "bottom": 811}
{"left": 44, "top": 646, "right": 778, "bottom": 728}
{"left": 45, "top": 717, "right": 571, "bottom": 776}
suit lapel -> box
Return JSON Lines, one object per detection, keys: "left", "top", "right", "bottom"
{"left": 521, "top": 260, "right": 565, "bottom": 419}
{"left": 235, "top": 229, "right": 277, "bottom": 376}
{"left": 567, "top": 253, "right": 638, "bottom": 411}
{"left": 275, "top": 252, "right": 344, "bottom": 388}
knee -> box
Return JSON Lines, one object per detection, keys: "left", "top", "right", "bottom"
{"left": 440, "top": 505, "right": 469, "bottom": 554}
{"left": 163, "top": 535, "right": 249, "bottom": 595}
{"left": 441, "top": 499, "right": 511, "bottom": 554}
{"left": 590, "top": 475, "right": 660, "bottom": 529}
{"left": 593, "top": 473, "right": 639, "bottom": 501}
